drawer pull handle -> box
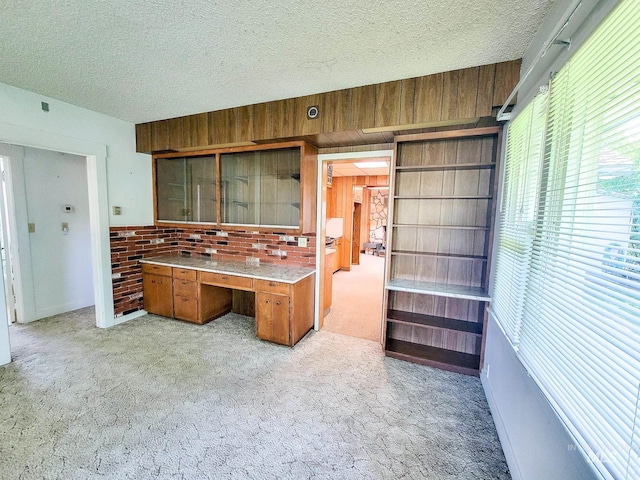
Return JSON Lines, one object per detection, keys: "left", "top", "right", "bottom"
{"left": 269, "top": 282, "right": 277, "bottom": 287}
{"left": 265, "top": 299, "right": 270, "bottom": 304}
{"left": 158, "top": 281, "right": 162, "bottom": 285}
{"left": 151, "top": 280, "right": 155, "bottom": 284}
{"left": 276, "top": 301, "right": 281, "bottom": 306}
{"left": 221, "top": 276, "right": 229, "bottom": 280}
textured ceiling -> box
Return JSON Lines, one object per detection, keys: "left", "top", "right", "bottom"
{"left": 0, "top": 0, "right": 554, "bottom": 124}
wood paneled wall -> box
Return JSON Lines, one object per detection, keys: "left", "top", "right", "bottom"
{"left": 136, "top": 60, "right": 520, "bottom": 153}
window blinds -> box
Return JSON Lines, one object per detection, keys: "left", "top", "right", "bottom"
{"left": 492, "top": 91, "right": 548, "bottom": 345}
{"left": 492, "top": 0, "right": 640, "bottom": 478}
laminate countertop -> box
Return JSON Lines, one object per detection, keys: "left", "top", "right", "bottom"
{"left": 141, "top": 255, "right": 315, "bottom": 284}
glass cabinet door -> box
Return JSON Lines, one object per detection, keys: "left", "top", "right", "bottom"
{"left": 220, "top": 147, "right": 300, "bottom": 228}
{"left": 156, "top": 156, "right": 216, "bottom": 223}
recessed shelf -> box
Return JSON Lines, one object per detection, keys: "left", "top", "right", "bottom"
{"left": 390, "top": 251, "right": 487, "bottom": 261}
{"left": 387, "top": 310, "right": 483, "bottom": 335}
{"left": 386, "top": 278, "right": 490, "bottom": 301}
{"left": 395, "top": 162, "right": 496, "bottom": 171}
{"left": 385, "top": 339, "right": 480, "bottom": 376}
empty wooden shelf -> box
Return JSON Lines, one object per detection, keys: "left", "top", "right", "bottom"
{"left": 383, "top": 127, "right": 501, "bottom": 376}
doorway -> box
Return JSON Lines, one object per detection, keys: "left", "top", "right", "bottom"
{"left": 0, "top": 145, "right": 95, "bottom": 322}
{"left": 315, "top": 151, "right": 392, "bottom": 343}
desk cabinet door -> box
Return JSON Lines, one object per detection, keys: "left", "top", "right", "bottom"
{"left": 143, "top": 273, "right": 173, "bottom": 317}
{"left": 256, "top": 292, "right": 290, "bottom": 345}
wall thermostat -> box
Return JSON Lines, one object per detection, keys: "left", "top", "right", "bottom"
{"left": 307, "top": 105, "right": 319, "bottom": 119}
{"left": 62, "top": 205, "right": 75, "bottom": 213}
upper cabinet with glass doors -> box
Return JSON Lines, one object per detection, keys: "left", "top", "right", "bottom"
{"left": 153, "top": 141, "right": 317, "bottom": 233}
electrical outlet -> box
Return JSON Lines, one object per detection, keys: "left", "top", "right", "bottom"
{"left": 62, "top": 222, "right": 69, "bottom": 235}
{"left": 205, "top": 248, "right": 217, "bottom": 254}
{"left": 112, "top": 206, "right": 122, "bottom": 215}
{"left": 28, "top": 223, "right": 35, "bottom": 233}
{"left": 297, "top": 237, "right": 308, "bottom": 248}
{"left": 150, "top": 238, "right": 164, "bottom": 245}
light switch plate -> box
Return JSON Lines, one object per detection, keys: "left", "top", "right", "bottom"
{"left": 28, "top": 223, "right": 35, "bottom": 233}
{"left": 297, "top": 237, "right": 308, "bottom": 248}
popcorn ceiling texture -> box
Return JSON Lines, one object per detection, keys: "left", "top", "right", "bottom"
{"left": 110, "top": 226, "right": 316, "bottom": 317}
{"left": 0, "top": 0, "right": 554, "bottom": 123}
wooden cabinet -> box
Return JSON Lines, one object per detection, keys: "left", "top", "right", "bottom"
{"left": 383, "top": 127, "right": 501, "bottom": 376}
{"left": 173, "top": 268, "right": 198, "bottom": 322}
{"left": 323, "top": 250, "right": 335, "bottom": 315}
{"left": 142, "top": 264, "right": 173, "bottom": 317}
{"left": 256, "top": 292, "right": 290, "bottom": 345}
{"left": 153, "top": 141, "right": 317, "bottom": 233}
{"left": 255, "top": 275, "right": 315, "bottom": 346}
{"left": 333, "top": 238, "right": 344, "bottom": 272}
{"left": 142, "top": 260, "right": 314, "bottom": 345}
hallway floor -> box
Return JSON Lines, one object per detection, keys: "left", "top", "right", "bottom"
{"left": 323, "top": 253, "right": 385, "bottom": 342}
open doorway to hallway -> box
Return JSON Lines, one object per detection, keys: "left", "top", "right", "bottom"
{"left": 0, "top": 144, "right": 94, "bottom": 324}
{"left": 319, "top": 153, "right": 391, "bottom": 342}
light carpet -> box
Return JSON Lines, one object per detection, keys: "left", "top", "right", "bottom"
{"left": 0, "top": 307, "right": 510, "bottom": 479}
{"left": 323, "top": 253, "right": 385, "bottom": 342}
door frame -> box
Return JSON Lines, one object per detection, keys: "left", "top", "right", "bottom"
{"left": 0, "top": 123, "right": 114, "bottom": 330}
{"left": 313, "top": 150, "right": 393, "bottom": 331}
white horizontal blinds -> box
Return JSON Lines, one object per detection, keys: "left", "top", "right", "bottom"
{"left": 517, "top": 0, "right": 640, "bottom": 478}
{"left": 491, "top": 92, "right": 547, "bottom": 345}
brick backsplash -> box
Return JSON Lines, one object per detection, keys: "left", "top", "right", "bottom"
{"left": 110, "top": 225, "right": 317, "bottom": 317}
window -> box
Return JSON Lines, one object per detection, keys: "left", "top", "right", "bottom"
{"left": 491, "top": 0, "right": 640, "bottom": 478}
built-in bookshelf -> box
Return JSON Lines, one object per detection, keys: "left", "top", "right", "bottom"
{"left": 383, "top": 127, "right": 502, "bottom": 376}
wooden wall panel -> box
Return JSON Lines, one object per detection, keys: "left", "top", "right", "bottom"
{"left": 136, "top": 123, "right": 152, "bottom": 153}
{"left": 351, "top": 84, "right": 376, "bottom": 130}
{"left": 136, "top": 60, "right": 520, "bottom": 153}
{"left": 252, "top": 102, "right": 271, "bottom": 140}
{"left": 333, "top": 89, "right": 352, "bottom": 132}
{"left": 181, "top": 113, "right": 208, "bottom": 148}
{"left": 294, "top": 94, "right": 323, "bottom": 136}
{"left": 457, "top": 67, "right": 479, "bottom": 120}
{"left": 493, "top": 59, "right": 521, "bottom": 107}
{"left": 236, "top": 106, "right": 253, "bottom": 143}
{"left": 399, "top": 78, "right": 416, "bottom": 125}
{"left": 414, "top": 73, "right": 443, "bottom": 124}
{"left": 271, "top": 99, "right": 296, "bottom": 139}
{"left": 152, "top": 119, "right": 170, "bottom": 152}
{"left": 375, "top": 80, "right": 402, "bottom": 127}
{"left": 475, "top": 64, "right": 496, "bottom": 117}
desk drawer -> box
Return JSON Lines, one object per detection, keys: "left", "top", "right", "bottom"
{"left": 174, "top": 295, "right": 198, "bottom": 322}
{"left": 255, "top": 279, "right": 290, "bottom": 295}
{"left": 173, "top": 279, "right": 197, "bottom": 298}
{"left": 142, "top": 263, "right": 172, "bottom": 277}
{"left": 173, "top": 268, "right": 197, "bottom": 281}
{"left": 200, "top": 271, "right": 254, "bottom": 291}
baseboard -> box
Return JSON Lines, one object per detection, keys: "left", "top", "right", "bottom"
{"left": 481, "top": 373, "right": 523, "bottom": 480}
{"left": 114, "top": 309, "right": 147, "bottom": 326}
{"left": 34, "top": 299, "right": 95, "bottom": 321}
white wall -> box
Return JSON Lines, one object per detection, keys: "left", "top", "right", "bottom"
{"left": 0, "top": 82, "right": 153, "bottom": 226}
{"left": 20, "top": 147, "right": 94, "bottom": 318}
{"left": 483, "top": 0, "right": 623, "bottom": 478}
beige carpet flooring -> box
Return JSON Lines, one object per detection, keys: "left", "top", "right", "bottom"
{"left": 0, "top": 307, "right": 510, "bottom": 479}
{"left": 323, "top": 253, "right": 385, "bottom": 342}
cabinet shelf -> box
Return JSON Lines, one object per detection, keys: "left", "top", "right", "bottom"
{"left": 390, "top": 251, "right": 487, "bottom": 261}
{"left": 393, "top": 195, "right": 492, "bottom": 200}
{"left": 395, "top": 162, "right": 496, "bottom": 171}
{"left": 385, "top": 339, "right": 480, "bottom": 376}
{"left": 387, "top": 309, "right": 482, "bottom": 335}
{"left": 386, "top": 279, "right": 490, "bottom": 301}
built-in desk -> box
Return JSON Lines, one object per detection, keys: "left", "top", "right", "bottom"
{"left": 141, "top": 255, "right": 315, "bottom": 346}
